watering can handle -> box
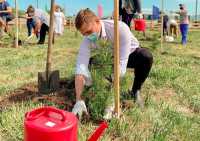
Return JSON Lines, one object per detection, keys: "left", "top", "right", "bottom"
{"left": 46, "top": 107, "right": 66, "bottom": 121}
{"left": 25, "top": 107, "right": 46, "bottom": 121}
{"left": 25, "top": 107, "right": 66, "bottom": 121}
{"left": 87, "top": 121, "right": 108, "bottom": 141}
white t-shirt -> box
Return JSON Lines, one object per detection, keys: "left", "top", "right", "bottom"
{"left": 54, "top": 11, "right": 65, "bottom": 34}
{"left": 75, "top": 20, "right": 139, "bottom": 85}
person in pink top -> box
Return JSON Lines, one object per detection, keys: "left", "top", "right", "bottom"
{"left": 178, "top": 4, "right": 189, "bottom": 45}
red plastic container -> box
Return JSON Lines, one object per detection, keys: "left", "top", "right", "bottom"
{"left": 87, "top": 121, "right": 108, "bottom": 141}
{"left": 24, "top": 106, "right": 78, "bottom": 141}
{"left": 134, "top": 19, "right": 146, "bottom": 31}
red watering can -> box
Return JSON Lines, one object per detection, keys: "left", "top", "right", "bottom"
{"left": 24, "top": 107, "right": 108, "bottom": 141}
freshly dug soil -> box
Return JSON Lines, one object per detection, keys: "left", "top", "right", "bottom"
{"left": 0, "top": 78, "right": 76, "bottom": 111}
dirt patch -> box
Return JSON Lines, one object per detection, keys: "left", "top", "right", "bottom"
{"left": 0, "top": 78, "right": 76, "bottom": 111}
{"left": 153, "top": 88, "right": 176, "bottom": 104}
{"left": 152, "top": 88, "right": 195, "bottom": 116}
{"left": 176, "top": 105, "right": 194, "bottom": 115}
{"left": 0, "top": 43, "right": 10, "bottom": 48}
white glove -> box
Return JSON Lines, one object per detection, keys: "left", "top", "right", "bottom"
{"left": 103, "top": 97, "right": 115, "bottom": 120}
{"left": 103, "top": 105, "right": 115, "bottom": 120}
{"left": 72, "top": 100, "right": 88, "bottom": 119}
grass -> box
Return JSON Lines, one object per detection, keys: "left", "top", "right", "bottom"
{"left": 0, "top": 27, "right": 200, "bottom": 141}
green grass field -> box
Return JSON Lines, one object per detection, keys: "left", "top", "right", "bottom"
{"left": 0, "top": 27, "right": 200, "bottom": 141}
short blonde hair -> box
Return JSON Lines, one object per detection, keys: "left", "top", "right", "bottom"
{"left": 75, "top": 8, "right": 99, "bottom": 30}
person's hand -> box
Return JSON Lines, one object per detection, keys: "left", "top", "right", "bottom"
{"left": 72, "top": 100, "right": 88, "bottom": 119}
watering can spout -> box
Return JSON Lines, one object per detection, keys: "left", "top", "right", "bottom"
{"left": 87, "top": 121, "right": 108, "bottom": 141}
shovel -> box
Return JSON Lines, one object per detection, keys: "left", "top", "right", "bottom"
{"left": 38, "top": 0, "right": 60, "bottom": 94}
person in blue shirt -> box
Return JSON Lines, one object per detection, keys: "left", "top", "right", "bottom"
{"left": 0, "top": 0, "right": 13, "bottom": 32}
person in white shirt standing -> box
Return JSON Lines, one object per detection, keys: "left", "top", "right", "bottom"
{"left": 26, "top": 6, "right": 50, "bottom": 44}
{"left": 72, "top": 8, "right": 153, "bottom": 119}
{"left": 54, "top": 5, "right": 65, "bottom": 35}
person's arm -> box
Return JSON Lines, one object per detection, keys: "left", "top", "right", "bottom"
{"left": 75, "top": 74, "right": 85, "bottom": 101}
{"left": 25, "top": 13, "right": 33, "bottom": 19}
{"left": 33, "top": 17, "right": 41, "bottom": 35}
{"left": 6, "top": 6, "right": 12, "bottom": 14}
{"left": 62, "top": 13, "right": 65, "bottom": 26}
{"left": 75, "top": 38, "right": 91, "bottom": 101}
{"left": 0, "top": 17, "right": 6, "bottom": 27}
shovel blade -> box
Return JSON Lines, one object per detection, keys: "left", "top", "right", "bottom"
{"left": 38, "top": 70, "right": 60, "bottom": 94}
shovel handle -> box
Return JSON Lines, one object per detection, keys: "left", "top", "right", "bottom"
{"left": 87, "top": 121, "right": 108, "bottom": 141}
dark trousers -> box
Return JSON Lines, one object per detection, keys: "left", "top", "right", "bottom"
{"left": 127, "top": 48, "right": 153, "bottom": 93}
{"left": 133, "top": 0, "right": 142, "bottom": 13}
{"left": 39, "top": 23, "right": 49, "bottom": 44}
{"left": 27, "top": 19, "right": 35, "bottom": 36}
{"left": 163, "top": 22, "right": 168, "bottom": 36}
{"left": 119, "top": 0, "right": 142, "bottom": 28}
{"left": 121, "top": 8, "right": 134, "bottom": 28}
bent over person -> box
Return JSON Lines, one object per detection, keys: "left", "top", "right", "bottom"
{"left": 72, "top": 9, "right": 153, "bottom": 119}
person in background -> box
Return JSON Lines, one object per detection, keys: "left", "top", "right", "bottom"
{"left": 167, "top": 14, "right": 178, "bottom": 38}
{"left": 119, "top": 0, "right": 143, "bottom": 28}
{"left": 178, "top": 4, "right": 189, "bottom": 45}
{"left": 26, "top": 5, "right": 50, "bottom": 44}
{"left": 72, "top": 9, "right": 153, "bottom": 119}
{"left": 0, "top": 0, "right": 13, "bottom": 32}
{"left": 54, "top": 5, "right": 65, "bottom": 35}
{"left": 163, "top": 14, "right": 169, "bottom": 36}
{"left": 25, "top": 5, "right": 37, "bottom": 37}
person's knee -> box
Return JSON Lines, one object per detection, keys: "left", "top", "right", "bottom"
{"left": 141, "top": 48, "right": 153, "bottom": 65}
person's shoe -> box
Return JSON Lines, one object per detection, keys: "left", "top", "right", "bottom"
{"left": 131, "top": 90, "right": 144, "bottom": 109}
{"left": 37, "top": 41, "right": 45, "bottom": 45}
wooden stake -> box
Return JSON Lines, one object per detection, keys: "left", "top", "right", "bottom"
{"left": 151, "top": 16, "right": 154, "bottom": 30}
{"left": 69, "top": 19, "right": 71, "bottom": 31}
{"left": 114, "top": 0, "right": 120, "bottom": 117}
{"left": 195, "top": 0, "right": 198, "bottom": 22}
{"left": 161, "top": 0, "right": 164, "bottom": 50}
{"left": 46, "top": 0, "right": 55, "bottom": 80}
{"left": 15, "top": 0, "right": 18, "bottom": 48}
{"left": 36, "top": 0, "right": 39, "bottom": 8}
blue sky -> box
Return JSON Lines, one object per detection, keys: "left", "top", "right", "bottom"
{"left": 7, "top": 0, "right": 199, "bottom": 16}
